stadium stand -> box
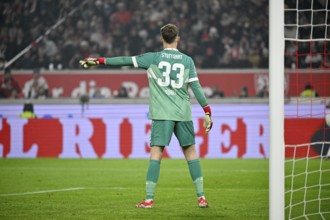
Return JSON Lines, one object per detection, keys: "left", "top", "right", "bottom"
{"left": 1, "top": 0, "right": 269, "bottom": 69}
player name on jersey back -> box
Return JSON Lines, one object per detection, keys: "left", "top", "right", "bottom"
{"left": 161, "top": 53, "right": 183, "bottom": 59}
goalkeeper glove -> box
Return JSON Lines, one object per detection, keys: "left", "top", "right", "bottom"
{"left": 79, "top": 57, "right": 105, "bottom": 68}
{"left": 203, "top": 105, "right": 213, "bottom": 134}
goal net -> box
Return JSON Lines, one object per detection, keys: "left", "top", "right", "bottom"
{"left": 284, "top": 0, "right": 330, "bottom": 219}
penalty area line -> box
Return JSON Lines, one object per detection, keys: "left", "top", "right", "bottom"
{"left": 0, "top": 187, "right": 85, "bottom": 197}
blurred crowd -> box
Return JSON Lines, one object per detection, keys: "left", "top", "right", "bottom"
{"left": 0, "top": 0, "right": 269, "bottom": 70}
{"left": 1, "top": 0, "right": 328, "bottom": 100}
{"left": 284, "top": 0, "right": 330, "bottom": 68}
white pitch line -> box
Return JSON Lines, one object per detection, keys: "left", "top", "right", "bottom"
{"left": 0, "top": 187, "right": 85, "bottom": 197}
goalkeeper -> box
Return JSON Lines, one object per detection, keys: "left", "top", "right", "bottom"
{"left": 80, "top": 24, "right": 213, "bottom": 208}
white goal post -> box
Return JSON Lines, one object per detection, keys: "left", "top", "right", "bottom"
{"left": 270, "top": 0, "right": 330, "bottom": 219}
{"left": 269, "top": 0, "right": 285, "bottom": 220}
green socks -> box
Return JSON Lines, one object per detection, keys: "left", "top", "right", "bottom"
{"left": 145, "top": 159, "right": 204, "bottom": 200}
{"left": 188, "top": 159, "right": 204, "bottom": 197}
{"left": 146, "top": 159, "right": 161, "bottom": 200}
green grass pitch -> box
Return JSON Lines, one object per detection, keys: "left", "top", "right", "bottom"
{"left": 0, "top": 159, "right": 329, "bottom": 220}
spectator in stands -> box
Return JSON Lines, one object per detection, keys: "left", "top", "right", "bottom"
{"left": 0, "top": 68, "right": 21, "bottom": 98}
{"left": 92, "top": 88, "right": 105, "bottom": 99}
{"left": 239, "top": 86, "right": 249, "bottom": 98}
{"left": 300, "top": 83, "right": 319, "bottom": 97}
{"left": 208, "top": 85, "right": 224, "bottom": 98}
{"left": 256, "top": 85, "right": 269, "bottom": 98}
{"left": 24, "top": 68, "right": 49, "bottom": 99}
{"left": 247, "top": 46, "right": 261, "bottom": 68}
{"left": 42, "top": 37, "right": 59, "bottom": 63}
{"left": 303, "top": 47, "right": 323, "bottom": 68}
{"left": 115, "top": 85, "right": 129, "bottom": 98}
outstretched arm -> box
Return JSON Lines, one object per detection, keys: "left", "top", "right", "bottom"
{"left": 80, "top": 57, "right": 134, "bottom": 68}
{"left": 80, "top": 53, "right": 156, "bottom": 69}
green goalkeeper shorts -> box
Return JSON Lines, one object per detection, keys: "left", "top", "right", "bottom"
{"left": 150, "top": 120, "right": 195, "bottom": 147}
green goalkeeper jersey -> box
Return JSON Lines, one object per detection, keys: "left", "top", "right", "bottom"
{"left": 132, "top": 48, "right": 201, "bottom": 121}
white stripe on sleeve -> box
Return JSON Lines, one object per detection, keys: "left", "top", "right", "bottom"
{"left": 147, "top": 68, "right": 157, "bottom": 79}
{"left": 188, "top": 77, "right": 199, "bottom": 83}
{"left": 132, "top": 56, "right": 138, "bottom": 68}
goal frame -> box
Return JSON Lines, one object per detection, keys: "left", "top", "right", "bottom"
{"left": 269, "top": 0, "right": 285, "bottom": 220}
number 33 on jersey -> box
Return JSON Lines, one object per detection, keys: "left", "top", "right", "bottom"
{"left": 132, "top": 48, "right": 200, "bottom": 121}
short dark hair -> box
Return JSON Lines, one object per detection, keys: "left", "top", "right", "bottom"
{"left": 160, "top": 24, "right": 179, "bottom": 44}
{"left": 304, "top": 83, "right": 313, "bottom": 90}
{"left": 23, "top": 103, "right": 34, "bottom": 112}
